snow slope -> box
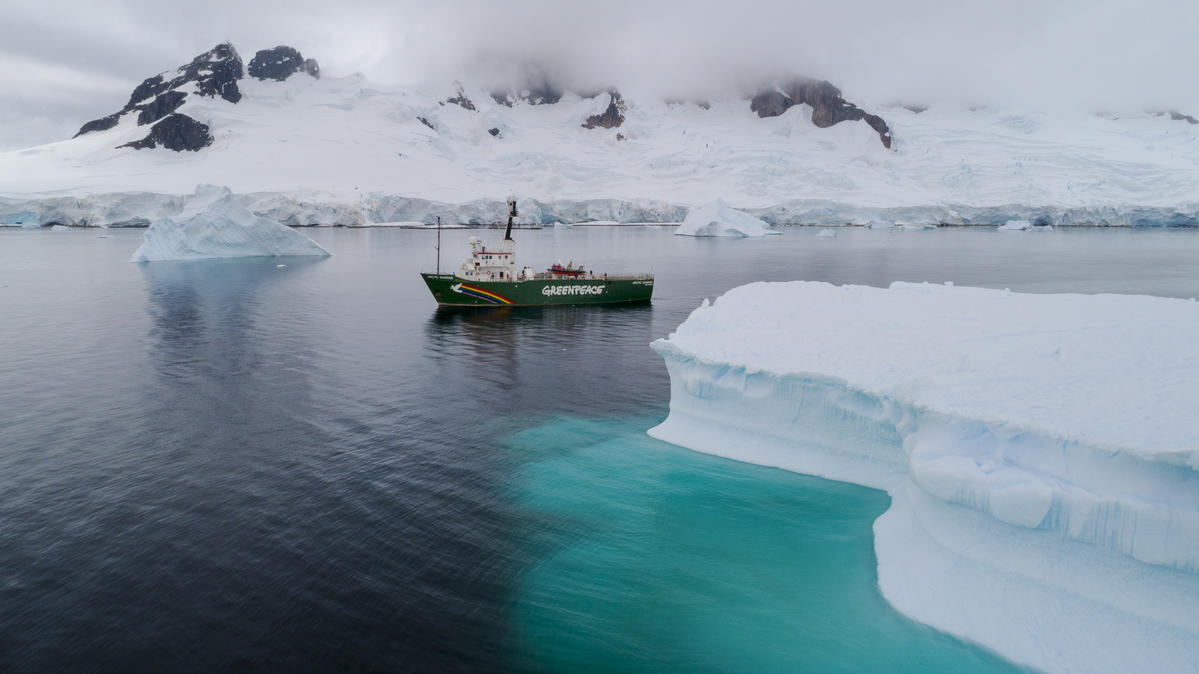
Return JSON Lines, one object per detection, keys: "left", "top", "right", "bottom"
{"left": 649, "top": 282, "right": 1199, "bottom": 674}
{"left": 130, "top": 185, "right": 330, "bottom": 261}
{"left": 2, "top": 73, "right": 1198, "bottom": 226}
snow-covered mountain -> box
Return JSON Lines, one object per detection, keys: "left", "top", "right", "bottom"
{"left": 2, "top": 42, "right": 1198, "bottom": 227}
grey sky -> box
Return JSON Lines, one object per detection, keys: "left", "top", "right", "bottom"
{"left": 2, "top": 0, "right": 1197, "bottom": 150}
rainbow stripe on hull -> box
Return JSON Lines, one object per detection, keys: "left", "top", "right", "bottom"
{"left": 451, "top": 282, "right": 514, "bottom": 304}
{"left": 421, "top": 273, "right": 653, "bottom": 307}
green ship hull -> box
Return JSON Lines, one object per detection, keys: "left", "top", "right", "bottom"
{"left": 421, "top": 273, "right": 654, "bottom": 307}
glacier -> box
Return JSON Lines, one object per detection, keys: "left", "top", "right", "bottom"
{"left": 649, "top": 282, "right": 1199, "bottom": 674}
{"left": 675, "top": 200, "right": 780, "bottom": 237}
{"left": 2, "top": 73, "right": 1199, "bottom": 227}
{"left": 130, "top": 185, "right": 330, "bottom": 261}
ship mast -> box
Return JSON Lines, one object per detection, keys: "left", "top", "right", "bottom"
{"left": 504, "top": 198, "right": 517, "bottom": 242}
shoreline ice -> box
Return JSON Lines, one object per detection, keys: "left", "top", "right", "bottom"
{"left": 649, "top": 281, "right": 1199, "bottom": 673}
{"left": 3, "top": 190, "right": 1198, "bottom": 229}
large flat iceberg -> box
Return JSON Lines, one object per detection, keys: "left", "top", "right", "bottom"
{"left": 649, "top": 281, "right": 1199, "bottom": 674}
{"left": 131, "top": 185, "right": 331, "bottom": 262}
{"left": 676, "top": 200, "right": 780, "bottom": 237}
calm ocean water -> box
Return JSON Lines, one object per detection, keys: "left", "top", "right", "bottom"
{"left": 2, "top": 225, "right": 1198, "bottom": 672}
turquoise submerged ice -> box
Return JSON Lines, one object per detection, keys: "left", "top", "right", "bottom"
{"left": 650, "top": 282, "right": 1199, "bottom": 674}
{"left": 505, "top": 416, "right": 1022, "bottom": 673}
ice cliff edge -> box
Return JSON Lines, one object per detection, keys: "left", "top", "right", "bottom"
{"left": 131, "top": 185, "right": 331, "bottom": 262}
{"left": 649, "top": 281, "right": 1199, "bottom": 674}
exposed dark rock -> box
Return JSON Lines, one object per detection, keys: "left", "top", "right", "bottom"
{"left": 750, "top": 89, "right": 791, "bottom": 117}
{"left": 616, "top": 133, "right": 626, "bottom": 141}
{"left": 750, "top": 77, "right": 892, "bottom": 149}
{"left": 488, "top": 127, "right": 501, "bottom": 137}
{"left": 136, "top": 91, "right": 187, "bottom": 125}
{"left": 178, "top": 42, "right": 244, "bottom": 103}
{"left": 1169, "top": 110, "right": 1198, "bottom": 124}
{"left": 582, "top": 89, "right": 626, "bottom": 129}
{"left": 490, "top": 72, "right": 564, "bottom": 106}
{"left": 418, "top": 116, "right": 435, "bottom": 130}
{"left": 304, "top": 58, "right": 320, "bottom": 79}
{"left": 444, "top": 84, "right": 476, "bottom": 111}
{"left": 665, "top": 98, "right": 710, "bottom": 110}
{"left": 74, "top": 113, "right": 122, "bottom": 137}
{"left": 861, "top": 114, "right": 892, "bottom": 149}
{"left": 119, "top": 114, "right": 212, "bottom": 152}
{"left": 248, "top": 45, "right": 308, "bottom": 81}
{"left": 75, "top": 42, "right": 245, "bottom": 139}
{"left": 126, "top": 74, "right": 171, "bottom": 108}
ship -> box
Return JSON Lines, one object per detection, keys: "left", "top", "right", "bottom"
{"left": 421, "top": 200, "right": 654, "bottom": 307}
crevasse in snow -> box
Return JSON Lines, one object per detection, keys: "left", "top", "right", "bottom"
{"left": 649, "top": 282, "right": 1199, "bottom": 674}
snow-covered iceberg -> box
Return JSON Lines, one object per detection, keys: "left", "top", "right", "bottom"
{"left": 131, "top": 185, "right": 330, "bottom": 261}
{"left": 649, "top": 282, "right": 1199, "bottom": 674}
{"left": 676, "top": 201, "right": 780, "bottom": 237}
{"left": 999, "top": 219, "right": 1054, "bottom": 232}
{"left": 998, "top": 219, "right": 1032, "bottom": 230}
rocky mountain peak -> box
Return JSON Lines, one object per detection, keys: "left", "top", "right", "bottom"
{"left": 248, "top": 46, "right": 320, "bottom": 82}
{"left": 74, "top": 42, "right": 247, "bottom": 150}
{"left": 177, "top": 42, "right": 244, "bottom": 103}
{"left": 750, "top": 77, "right": 892, "bottom": 149}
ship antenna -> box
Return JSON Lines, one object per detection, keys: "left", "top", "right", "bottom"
{"left": 504, "top": 198, "right": 517, "bottom": 242}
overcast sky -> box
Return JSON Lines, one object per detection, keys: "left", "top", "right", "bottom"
{"left": 2, "top": 0, "right": 1197, "bottom": 150}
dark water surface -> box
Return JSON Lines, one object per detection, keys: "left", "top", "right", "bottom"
{"left": 2, "top": 226, "right": 1197, "bottom": 672}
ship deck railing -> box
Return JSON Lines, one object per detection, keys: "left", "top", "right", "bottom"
{"left": 423, "top": 271, "right": 652, "bottom": 281}
{"left": 531, "top": 273, "right": 654, "bottom": 281}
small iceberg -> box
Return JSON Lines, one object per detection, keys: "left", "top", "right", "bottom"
{"left": 999, "top": 219, "right": 1054, "bottom": 232}
{"left": 675, "top": 200, "right": 780, "bottom": 237}
{"left": 131, "top": 185, "right": 331, "bottom": 262}
{"left": 816, "top": 228, "right": 837, "bottom": 239}
{"left": 998, "top": 219, "right": 1031, "bottom": 231}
